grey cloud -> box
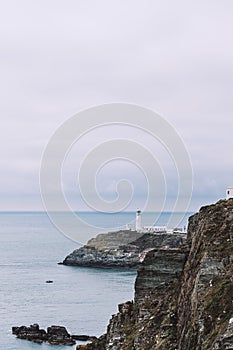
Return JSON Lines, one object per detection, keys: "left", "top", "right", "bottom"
{"left": 0, "top": 0, "right": 233, "bottom": 211}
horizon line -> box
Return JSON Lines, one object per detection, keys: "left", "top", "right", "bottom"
{"left": 0, "top": 210, "right": 194, "bottom": 214}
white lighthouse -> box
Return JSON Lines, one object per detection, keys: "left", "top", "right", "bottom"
{"left": 226, "top": 187, "right": 233, "bottom": 200}
{"left": 136, "top": 209, "right": 142, "bottom": 232}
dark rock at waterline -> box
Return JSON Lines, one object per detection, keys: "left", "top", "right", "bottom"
{"left": 47, "top": 325, "right": 75, "bottom": 345}
{"left": 12, "top": 324, "right": 76, "bottom": 346}
{"left": 12, "top": 323, "right": 48, "bottom": 343}
{"left": 72, "top": 334, "right": 97, "bottom": 341}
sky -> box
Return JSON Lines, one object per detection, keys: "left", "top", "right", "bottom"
{"left": 1, "top": 0, "right": 233, "bottom": 213}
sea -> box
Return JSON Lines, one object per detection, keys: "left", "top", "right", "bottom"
{"left": 0, "top": 211, "right": 192, "bottom": 350}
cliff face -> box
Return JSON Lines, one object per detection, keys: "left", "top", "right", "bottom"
{"left": 77, "top": 200, "right": 233, "bottom": 350}
{"left": 63, "top": 230, "right": 186, "bottom": 269}
{"left": 177, "top": 200, "right": 233, "bottom": 350}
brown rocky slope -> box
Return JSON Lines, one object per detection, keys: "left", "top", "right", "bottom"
{"left": 77, "top": 199, "right": 233, "bottom": 350}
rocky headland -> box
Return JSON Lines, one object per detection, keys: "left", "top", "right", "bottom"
{"left": 62, "top": 230, "right": 186, "bottom": 269}
{"left": 76, "top": 199, "right": 233, "bottom": 350}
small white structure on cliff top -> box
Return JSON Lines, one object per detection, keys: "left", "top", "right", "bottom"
{"left": 226, "top": 187, "right": 233, "bottom": 200}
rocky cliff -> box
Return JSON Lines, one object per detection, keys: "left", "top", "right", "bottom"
{"left": 62, "top": 230, "right": 186, "bottom": 269}
{"left": 77, "top": 199, "right": 233, "bottom": 350}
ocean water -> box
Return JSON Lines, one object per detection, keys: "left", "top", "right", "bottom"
{"left": 0, "top": 211, "right": 191, "bottom": 350}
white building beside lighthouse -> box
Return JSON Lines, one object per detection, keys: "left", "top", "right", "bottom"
{"left": 226, "top": 187, "right": 233, "bottom": 200}
{"left": 132, "top": 209, "right": 185, "bottom": 233}
{"left": 135, "top": 209, "right": 142, "bottom": 232}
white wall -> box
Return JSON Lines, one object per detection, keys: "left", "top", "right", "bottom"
{"left": 226, "top": 187, "right": 233, "bottom": 199}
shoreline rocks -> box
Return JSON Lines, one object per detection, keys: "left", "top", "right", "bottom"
{"left": 12, "top": 324, "right": 94, "bottom": 346}
{"left": 72, "top": 335, "right": 97, "bottom": 341}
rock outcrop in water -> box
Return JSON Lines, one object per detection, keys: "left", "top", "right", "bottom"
{"left": 12, "top": 324, "right": 76, "bottom": 346}
{"left": 77, "top": 199, "right": 233, "bottom": 350}
{"left": 62, "top": 230, "right": 186, "bottom": 269}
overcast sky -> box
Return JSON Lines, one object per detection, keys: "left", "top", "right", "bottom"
{"left": 1, "top": 0, "right": 233, "bottom": 212}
